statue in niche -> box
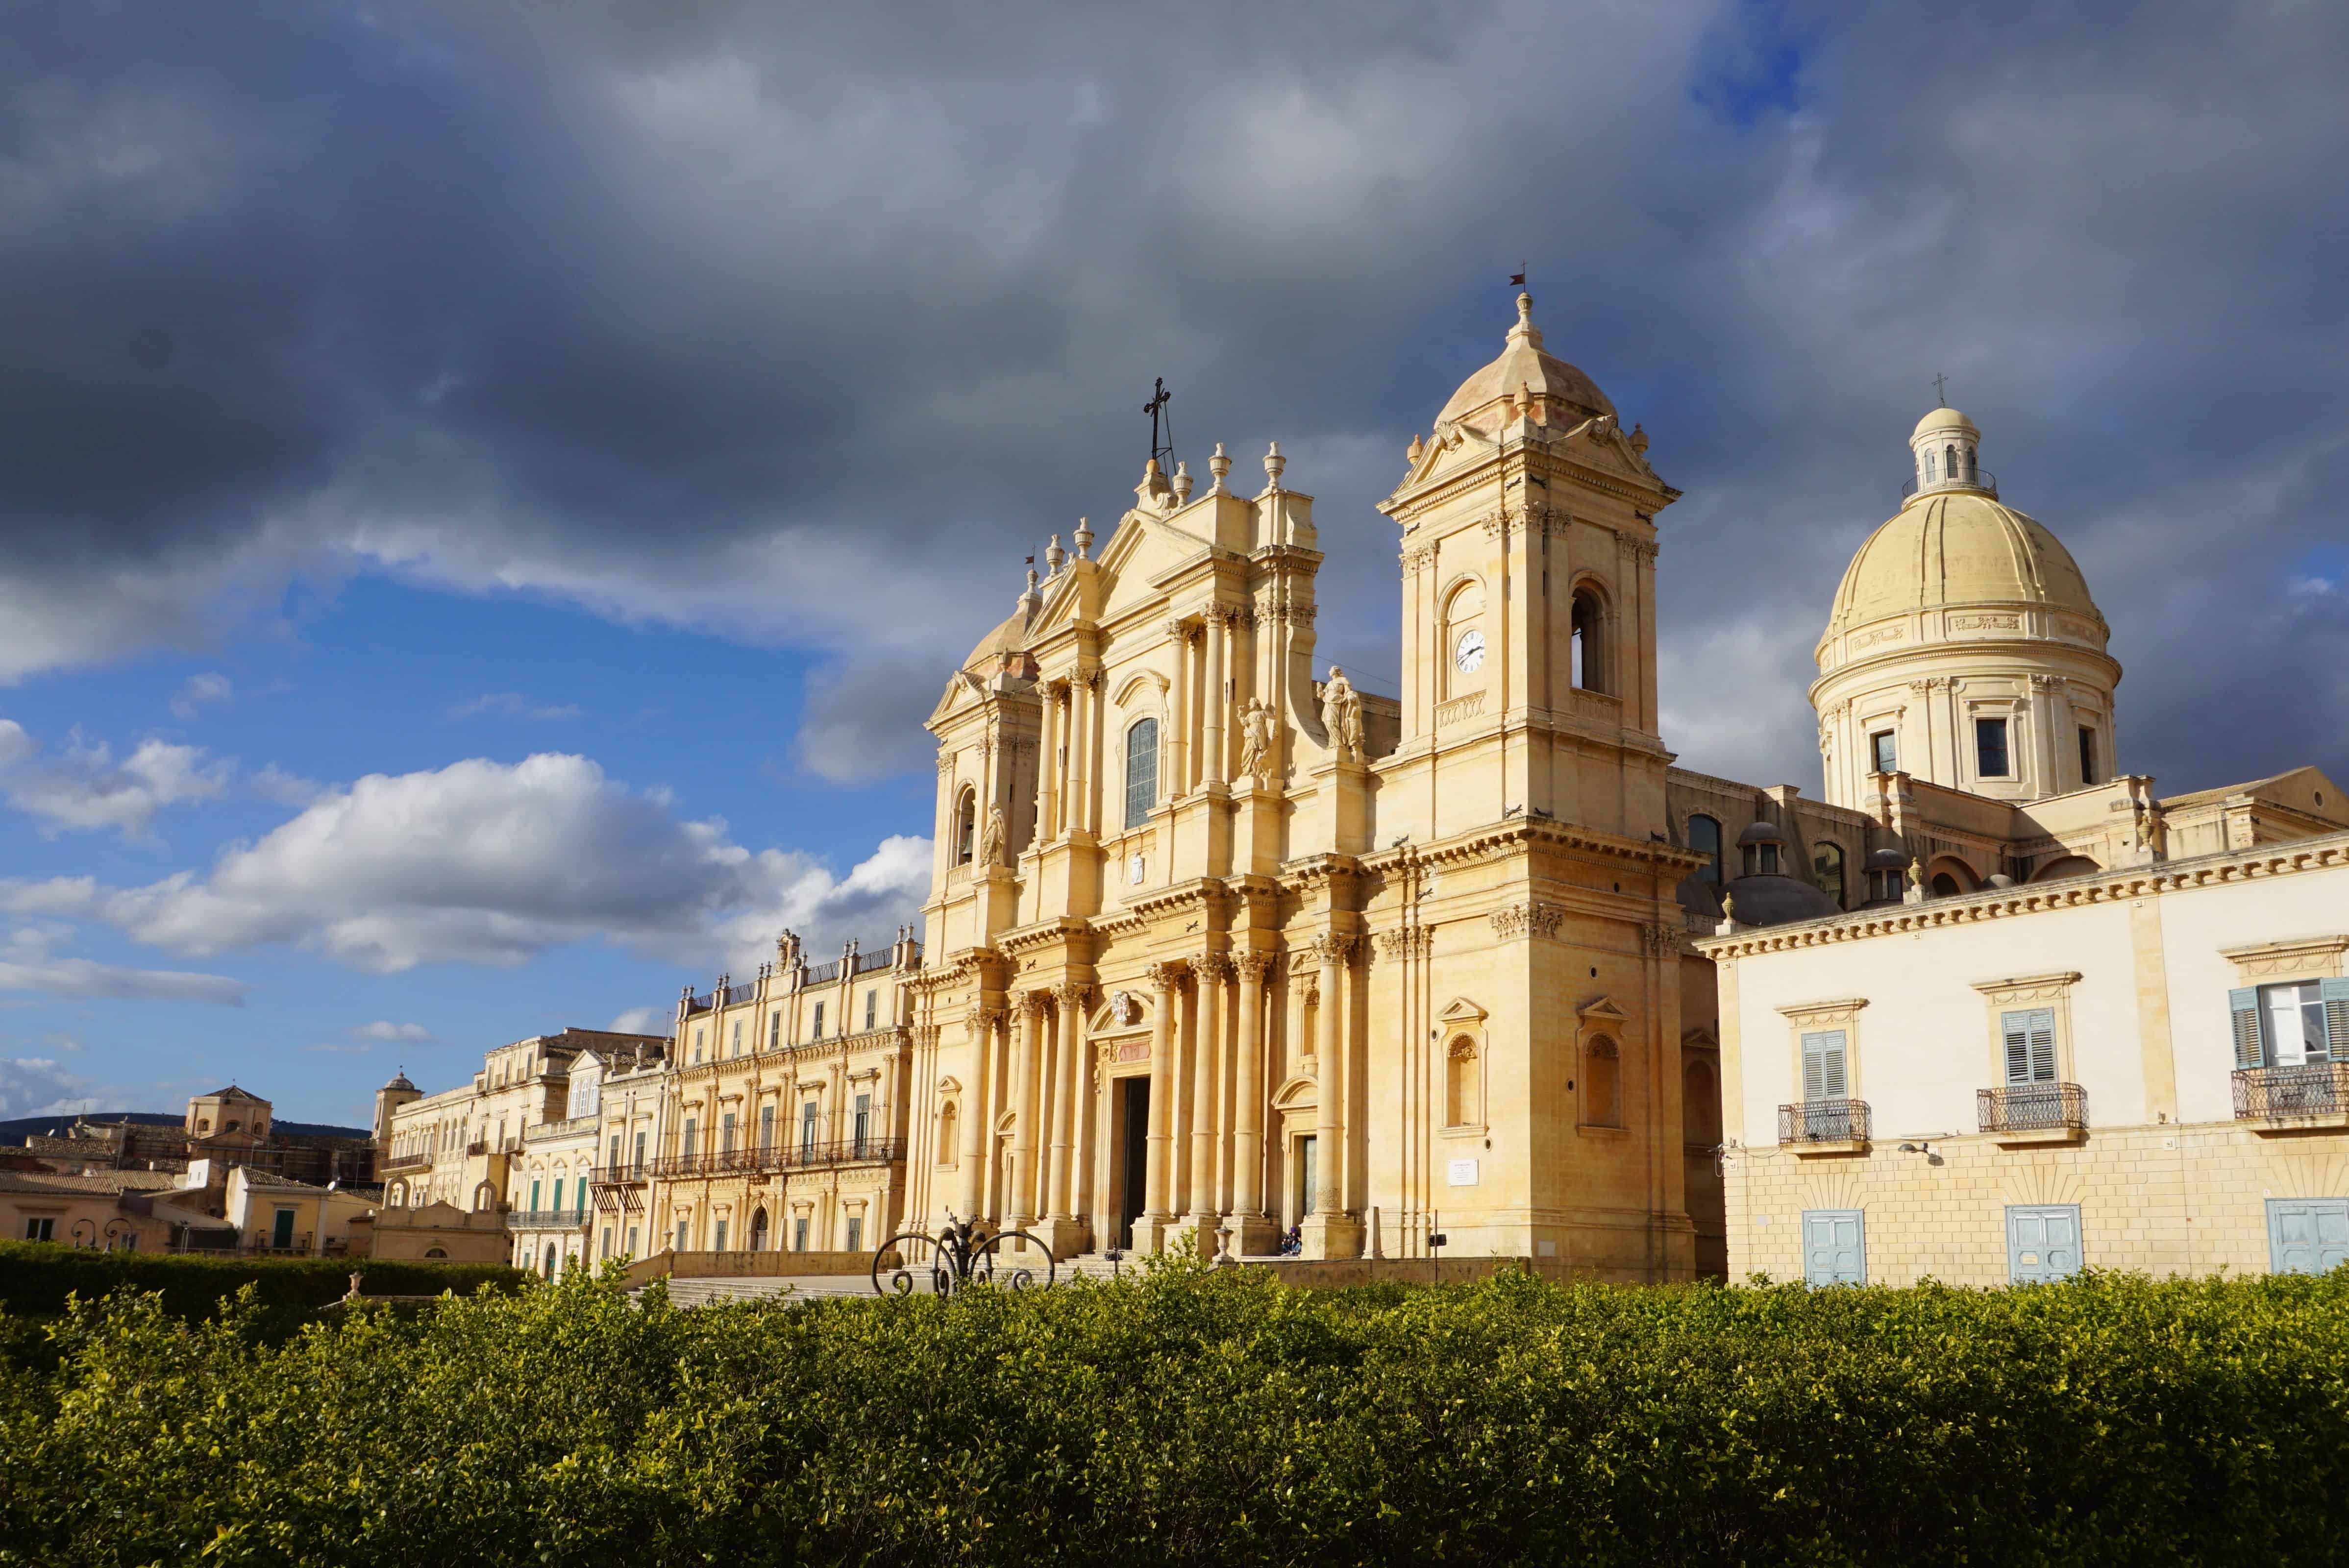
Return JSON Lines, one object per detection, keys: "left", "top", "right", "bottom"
{"left": 1321, "top": 667, "right": 1363, "bottom": 762}
{"left": 1236, "top": 697, "right": 1278, "bottom": 785}
{"left": 979, "top": 806, "right": 1006, "bottom": 866}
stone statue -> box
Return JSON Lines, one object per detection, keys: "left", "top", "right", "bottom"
{"left": 979, "top": 806, "right": 1006, "bottom": 866}
{"left": 1321, "top": 667, "right": 1363, "bottom": 762}
{"left": 1720, "top": 890, "right": 1737, "bottom": 923}
{"left": 1236, "top": 698, "right": 1277, "bottom": 785}
{"left": 1907, "top": 858, "right": 1925, "bottom": 891}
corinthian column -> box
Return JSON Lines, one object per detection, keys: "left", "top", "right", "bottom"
{"left": 1010, "top": 991, "right": 1047, "bottom": 1230}
{"left": 1049, "top": 984, "right": 1087, "bottom": 1229}
{"left": 1312, "top": 937, "right": 1347, "bottom": 1218}
{"left": 1186, "top": 954, "right": 1232, "bottom": 1244}
{"left": 1141, "top": 961, "right": 1185, "bottom": 1247}
{"left": 1203, "top": 608, "right": 1229, "bottom": 786}
{"left": 1232, "top": 951, "right": 1274, "bottom": 1248}
{"left": 959, "top": 1005, "right": 1000, "bottom": 1220}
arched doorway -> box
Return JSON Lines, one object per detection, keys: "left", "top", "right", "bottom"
{"left": 543, "top": 1244, "right": 557, "bottom": 1278}
{"left": 749, "top": 1207, "right": 769, "bottom": 1251}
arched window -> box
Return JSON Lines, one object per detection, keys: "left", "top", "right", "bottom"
{"left": 1930, "top": 872, "right": 1962, "bottom": 897}
{"left": 1964, "top": 444, "right": 1977, "bottom": 480}
{"left": 1585, "top": 1036, "right": 1622, "bottom": 1128}
{"left": 1944, "top": 444, "right": 1957, "bottom": 480}
{"left": 1570, "top": 588, "right": 1608, "bottom": 692}
{"left": 1924, "top": 449, "right": 1936, "bottom": 482}
{"left": 1445, "top": 1037, "right": 1479, "bottom": 1127}
{"left": 953, "top": 789, "right": 976, "bottom": 865}
{"left": 936, "top": 1102, "right": 959, "bottom": 1168}
{"left": 1442, "top": 580, "right": 1485, "bottom": 699}
{"left": 543, "top": 1244, "right": 558, "bottom": 1278}
{"left": 1124, "top": 717, "right": 1159, "bottom": 829}
{"left": 1688, "top": 815, "right": 1723, "bottom": 884}
{"left": 424, "top": 1247, "right": 447, "bottom": 1259}
{"left": 1684, "top": 1058, "right": 1720, "bottom": 1147}
{"left": 1813, "top": 842, "right": 1845, "bottom": 904}
{"left": 749, "top": 1207, "right": 769, "bottom": 1251}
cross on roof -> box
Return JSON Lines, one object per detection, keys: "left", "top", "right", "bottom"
{"left": 1932, "top": 371, "right": 1950, "bottom": 405}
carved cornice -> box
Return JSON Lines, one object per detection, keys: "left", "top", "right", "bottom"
{"left": 1970, "top": 971, "right": 2081, "bottom": 1005}
{"left": 1697, "top": 834, "right": 2349, "bottom": 960}
{"left": 2220, "top": 935, "right": 2349, "bottom": 980}
{"left": 1490, "top": 902, "right": 1566, "bottom": 941}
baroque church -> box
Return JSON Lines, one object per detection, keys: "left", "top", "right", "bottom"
{"left": 377, "top": 291, "right": 2347, "bottom": 1286}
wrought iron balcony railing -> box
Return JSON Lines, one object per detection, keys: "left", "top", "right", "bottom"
{"left": 1978, "top": 1082, "right": 2087, "bottom": 1134}
{"left": 1899, "top": 469, "right": 1998, "bottom": 502}
{"left": 2233, "top": 1062, "right": 2349, "bottom": 1120}
{"left": 1778, "top": 1099, "right": 1871, "bottom": 1145}
{"left": 589, "top": 1136, "right": 905, "bottom": 1185}
{"left": 505, "top": 1209, "right": 590, "bottom": 1230}
{"left": 380, "top": 1152, "right": 431, "bottom": 1173}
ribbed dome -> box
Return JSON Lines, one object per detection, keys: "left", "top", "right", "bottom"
{"left": 1913, "top": 406, "right": 1978, "bottom": 439}
{"left": 1434, "top": 292, "right": 1614, "bottom": 429}
{"left": 1824, "top": 490, "right": 2102, "bottom": 637}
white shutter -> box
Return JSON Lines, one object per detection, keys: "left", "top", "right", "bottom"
{"left": 2003, "top": 1011, "right": 2032, "bottom": 1084}
{"left": 1801, "top": 1029, "right": 1847, "bottom": 1101}
{"left": 2322, "top": 979, "right": 2349, "bottom": 1060}
{"left": 2229, "top": 988, "right": 2264, "bottom": 1070}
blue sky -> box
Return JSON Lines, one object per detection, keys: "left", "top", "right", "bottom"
{"left": 2, "top": 0, "right": 2344, "bottom": 1127}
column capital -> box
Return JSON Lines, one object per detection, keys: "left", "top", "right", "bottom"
{"left": 1146, "top": 959, "right": 1189, "bottom": 994}
{"left": 1311, "top": 932, "right": 1359, "bottom": 966}
{"left": 1193, "top": 953, "right": 1236, "bottom": 986}
{"left": 1053, "top": 981, "right": 1093, "bottom": 1013}
{"left": 1233, "top": 950, "right": 1277, "bottom": 983}
{"left": 1018, "top": 989, "right": 1052, "bottom": 1018}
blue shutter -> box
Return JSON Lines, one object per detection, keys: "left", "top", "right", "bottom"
{"left": 2268, "top": 1198, "right": 2349, "bottom": 1275}
{"left": 2006, "top": 1205, "right": 2082, "bottom": 1283}
{"left": 1802, "top": 1210, "right": 1865, "bottom": 1286}
{"left": 2321, "top": 979, "right": 2349, "bottom": 1059}
{"left": 2229, "top": 987, "right": 2264, "bottom": 1069}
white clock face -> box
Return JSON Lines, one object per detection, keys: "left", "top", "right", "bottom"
{"left": 1454, "top": 628, "right": 1486, "bottom": 673}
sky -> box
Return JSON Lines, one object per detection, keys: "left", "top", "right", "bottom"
{"left": 2, "top": 0, "right": 2345, "bottom": 1129}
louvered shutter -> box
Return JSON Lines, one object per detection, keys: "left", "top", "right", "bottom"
{"left": 2026, "top": 1008, "right": 2056, "bottom": 1082}
{"left": 1801, "top": 1029, "right": 1847, "bottom": 1101}
{"left": 2003, "top": 1011, "right": 2032, "bottom": 1084}
{"left": 2322, "top": 979, "right": 2349, "bottom": 1060}
{"left": 2229, "top": 988, "right": 2264, "bottom": 1070}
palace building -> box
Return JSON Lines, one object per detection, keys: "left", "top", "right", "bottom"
{"left": 372, "top": 294, "right": 2348, "bottom": 1287}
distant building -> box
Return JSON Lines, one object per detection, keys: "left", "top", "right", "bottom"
{"left": 18, "top": 1084, "right": 376, "bottom": 1187}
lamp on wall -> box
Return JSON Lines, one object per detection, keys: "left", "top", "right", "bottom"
{"left": 1897, "top": 1140, "right": 1947, "bottom": 1167}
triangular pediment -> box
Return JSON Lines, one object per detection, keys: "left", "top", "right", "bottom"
{"left": 1436, "top": 996, "right": 1488, "bottom": 1025}
{"left": 1577, "top": 995, "right": 1630, "bottom": 1023}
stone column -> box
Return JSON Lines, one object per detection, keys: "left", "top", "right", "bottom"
{"left": 1037, "top": 682, "right": 1060, "bottom": 843}
{"left": 958, "top": 1006, "right": 999, "bottom": 1220}
{"left": 1203, "top": 609, "right": 1229, "bottom": 785}
{"left": 1165, "top": 621, "right": 1191, "bottom": 800}
{"left": 1047, "top": 983, "right": 1088, "bottom": 1256}
{"left": 1068, "top": 671, "right": 1093, "bottom": 836}
{"left": 1186, "top": 954, "right": 1231, "bottom": 1245}
{"left": 1010, "top": 992, "right": 1046, "bottom": 1230}
{"left": 1231, "top": 950, "right": 1275, "bottom": 1252}
{"left": 1139, "top": 961, "right": 1184, "bottom": 1249}
{"left": 1302, "top": 935, "right": 1360, "bottom": 1259}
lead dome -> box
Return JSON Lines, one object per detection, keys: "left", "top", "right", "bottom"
{"left": 1432, "top": 292, "right": 1614, "bottom": 431}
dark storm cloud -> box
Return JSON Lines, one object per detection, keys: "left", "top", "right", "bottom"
{"left": 2, "top": 0, "right": 2344, "bottom": 796}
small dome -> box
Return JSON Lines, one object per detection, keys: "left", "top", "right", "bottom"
{"left": 1721, "top": 873, "right": 1842, "bottom": 928}
{"left": 1913, "top": 406, "right": 1978, "bottom": 439}
{"left": 1823, "top": 490, "right": 2102, "bottom": 638}
{"left": 382, "top": 1072, "right": 416, "bottom": 1092}
{"left": 1433, "top": 293, "right": 1614, "bottom": 431}
{"left": 1984, "top": 872, "right": 2016, "bottom": 888}
{"left": 1864, "top": 847, "right": 1909, "bottom": 871}
{"left": 1735, "top": 820, "right": 1786, "bottom": 847}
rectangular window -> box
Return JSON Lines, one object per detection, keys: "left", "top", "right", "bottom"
{"left": 1800, "top": 1029, "right": 1849, "bottom": 1102}
{"left": 600, "top": 1227, "right": 612, "bottom": 1260}
{"left": 24, "top": 1218, "right": 52, "bottom": 1242}
{"left": 1801, "top": 1209, "right": 1865, "bottom": 1286}
{"left": 793, "top": 1217, "right": 810, "bottom": 1251}
{"left": 714, "top": 1219, "right": 728, "bottom": 1251}
{"left": 674, "top": 1222, "right": 688, "bottom": 1253}
{"left": 2077, "top": 726, "right": 2098, "bottom": 785}
{"left": 721, "top": 1112, "right": 736, "bottom": 1153}
{"left": 2006, "top": 1204, "right": 2082, "bottom": 1283}
{"left": 608, "top": 1134, "right": 621, "bottom": 1171}
{"left": 1870, "top": 730, "right": 1897, "bottom": 774}
{"left": 769, "top": 1013, "right": 781, "bottom": 1050}
{"left": 759, "top": 1105, "right": 775, "bottom": 1151}
{"left": 853, "top": 1094, "right": 871, "bottom": 1153}
{"left": 866, "top": 990, "right": 877, "bottom": 1031}
{"left": 692, "top": 1027, "right": 704, "bottom": 1064}
{"left": 272, "top": 1208, "right": 296, "bottom": 1250}
{"left": 552, "top": 1178, "right": 565, "bottom": 1212}
{"left": 2239, "top": 980, "right": 2348, "bottom": 1067}
{"left": 813, "top": 1003, "right": 825, "bottom": 1039}
{"left": 1125, "top": 716, "right": 1160, "bottom": 829}
{"left": 801, "top": 1101, "right": 819, "bottom": 1155}
{"left": 530, "top": 1179, "right": 543, "bottom": 1212}
{"left": 845, "top": 1216, "right": 863, "bottom": 1252}
{"left": 633, "top": 1130, "right": 647, "bottom": 1168}
{"left": 681, "top": 1119, "right": 697, "bottom": 1159}
{"left": 1975, "top": 717, "right": 2010, "bottom": 779}
{"left": 2267, "top": 1198, "right": 2349, "bottom": 1275}
{"left": 2002, "top": 1007, "right": 2057, "bottom": 1084}
{"left": 626, "top": 1225, "right": 639, "bottom": 1257}
{"left": 731, "top": 1019, "right": 742, "bottom": 1056}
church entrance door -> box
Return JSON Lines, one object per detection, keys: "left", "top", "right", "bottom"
{"left": 1118, "top": 1078, "right": 1150, "bottom": 1248}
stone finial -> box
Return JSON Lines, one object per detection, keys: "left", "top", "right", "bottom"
{"left": 1045, "top": 534, "right": 1065, "bottom": 574}
{"left": 1073, "top": 517, "right": 1093, "bottom": 559}
{"left": 1208, "top": 442, "right": 1232, "bottom": 493}
{"left": 1172, "top": 460, "right": 1193, "bottom": 502}
{"left": 1263, "top": 441, "right": 1286, "bottom": 487}
{"left": 1407, "top": 433, "right": 1424, "bottom": 464}
{"left": 1630, "top": 422, "right": 1649, "bottom": 454}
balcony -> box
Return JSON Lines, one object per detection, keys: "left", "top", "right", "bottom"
{"left": 380, "top": 1152, "right": 431, "bottom": 1173}
{"left": 1978, "top": 1082, "right": 2087, "bottom": 1145}
{"left": 524, "top": 1115, "right": 599, "bottom": 1144}
{"left": 1777, "top": 1099, "right": 1871, "bottom": 1155}
{"left": 1899, "top": 469, "right": 1998, "bottom": 503}
{"left": 621, "top": 1136, "right": 907, "bottom": 1183}
{"left": 2233, "top": 1063, "right": 2349, "bottom": 1131}
{"left": 505, "top": 1209, "right": 590, "bottom": 1230}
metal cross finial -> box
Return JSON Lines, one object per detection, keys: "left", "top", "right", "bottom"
{"left": 1144, "top": 377, "right": 1174, "bottom": 472}
{"left": 1931, "top": 371, "right": 1950, "bottom": 405}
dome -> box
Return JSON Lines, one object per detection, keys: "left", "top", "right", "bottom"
{"left": 1863, "top": 847, "right": 1908, "bottom": 872}
{"left": 1720, "top": 873, "right": 1843, "bottom": 928}
{"left": 1823, "top": 490, "right": 2102, "bottom": 638}
{"left": 382, "top": 1072, "right": 415, "bottom": 1093}
{"left": 1735, "top": 820, "right": 1786, "bottom": 847}
{"left": 1433, "top": 293, "right": 1614, "bottom": 430}
{"left": 1912, "top": 406, "right": 1978, "bottom": 439}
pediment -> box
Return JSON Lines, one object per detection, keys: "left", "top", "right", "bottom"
{"left": 935, "top": 1076, "right": 962, "bottom": 1096}
{"left": 1577, "top": 995, "right": 1630, "bottom": 1023}
{"left": 1436, "top": 996, "right": 1488, "bottom": 1025}
{"left": 1681, "top": 1024, "right": 1719, "bottom": 1051}
{"left": 1271, "top": 1074, "right": 1317, "bottom": 1110}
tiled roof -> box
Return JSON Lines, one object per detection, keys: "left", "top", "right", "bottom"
{"left": 0, "top": 1170, "right": 185, "bottom": 1196}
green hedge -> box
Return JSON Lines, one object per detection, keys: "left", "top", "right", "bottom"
{"left": 0, "top": 1239, "right": 524, "bottom": 1321}
{"left": 3, "top": 1260, "right": 2347, "bottom": 1566}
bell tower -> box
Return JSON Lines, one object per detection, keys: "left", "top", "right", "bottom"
{"left": 1376, "top": 292, "right": 1681, "bottom": 844}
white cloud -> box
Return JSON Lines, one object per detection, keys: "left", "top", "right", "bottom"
{"left": 0, "top": 1056, "right": 103, "bottom": 1119}
{"left": 447, "top": 692, "right": 584, "bottom": 722}
{"left": 0, "top": 924, "right": 244, "bottom": 1005}
{"left": 0, "top": 722, "right": 230, "bottom": 842}
{"left": 250, "top": 763, "right": 328, "bottom": 807}
{"left": 169, "top": 671, "right": 233, "bottom": 721}
{"left": 606, "top": 1006, "right": 667, "bottom": 1034}
{"left": 350, "top": 1020, "right": 434, "bottom": 1043}
{"left": 3, "top": 752, "right": 929, "bottom": 976}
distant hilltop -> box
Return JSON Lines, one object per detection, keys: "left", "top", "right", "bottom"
{"left": 0, "top": 1111, "right": 373, "bottom": 1145}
